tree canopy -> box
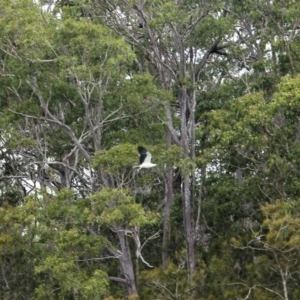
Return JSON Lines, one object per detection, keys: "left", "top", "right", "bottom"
{"left": 1, "top": 0, "right": 300, "bottom": 299}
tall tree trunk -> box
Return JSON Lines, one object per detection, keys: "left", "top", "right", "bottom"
{"left": 99, "top": 0, "right": 223, "bottom": 283}
{"left": 182, "top": 174, "right": 196, "bottom": 276}
{"left": 180, "top": 88, "right": 196, "bottom": 276}
{"left": 117, "top": 231, "right": 138, "bottom": 297}
{"left": 162, "top": 128, "right": 174, "bottom": 270}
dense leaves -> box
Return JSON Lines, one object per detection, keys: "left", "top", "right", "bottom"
{"left": 1, "top": 0, "right": 300, "bottom": 299}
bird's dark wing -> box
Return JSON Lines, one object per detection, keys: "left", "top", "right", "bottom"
{"left": 137, "top": 146, "right": 147, "bottom": 164}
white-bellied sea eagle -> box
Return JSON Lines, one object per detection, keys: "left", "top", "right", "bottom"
{"left": 134, "top": 146, "right": 157, "bottom": 171}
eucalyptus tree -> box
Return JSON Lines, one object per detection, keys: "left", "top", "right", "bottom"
{"left": 198, "top": 74, "right": 300, "bottom": 299}
{"left": 52, "top": 0, "right": 300, "bottom": 284}
{"left": 2, "top": 0, "right": 300, "bottom": 298}
{"left": 0, "top": 0, "right": 166, "bottom": 298}
{"left": 80, "top": 0, "right": 237, "bottom": 279}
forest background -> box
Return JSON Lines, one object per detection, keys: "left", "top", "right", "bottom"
{"left": 1, "top": 0, "right": 300, "bottom": 299}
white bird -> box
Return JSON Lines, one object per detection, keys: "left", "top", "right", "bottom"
{"left": 134, "top": 146, "right": 157, "bottom": 171}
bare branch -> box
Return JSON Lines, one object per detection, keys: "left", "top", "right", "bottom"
{"left": 76, "top": 256, "right": 119, "bottom": 262}
{"left": 108, "top": 276, "right": 127, "bottom": 284}
{"left": 0, "top": 175, "right": 27, "bottom": 179}
{"left": 10, "top": 78, "right": 92, "bottom": 163}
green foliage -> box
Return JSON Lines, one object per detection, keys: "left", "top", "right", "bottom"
{"left": 92, "top": 187, "right": 159, "bottom": 227}
{"left": 3, "top": 0, "right": 300, "bottom": 299}
{"left": 197, "top": 74, "right": 300, "bottom": 299}
{"left": 93, "top": 143, "right": 138, "bottom": 173}
{"left": 204, "top": 75, "right": 300, "bottom": 205}
{"left": 235, "top": 200, "right": 300, "bottom": 300}
{"left": 160, "top": 144, "right": 182, "bottom": 166}
{"left": 139, "top": 262, "right": 193, "bottom": 299}
{"left": 0, "top": 189, "right": 113, "bottom": 299}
